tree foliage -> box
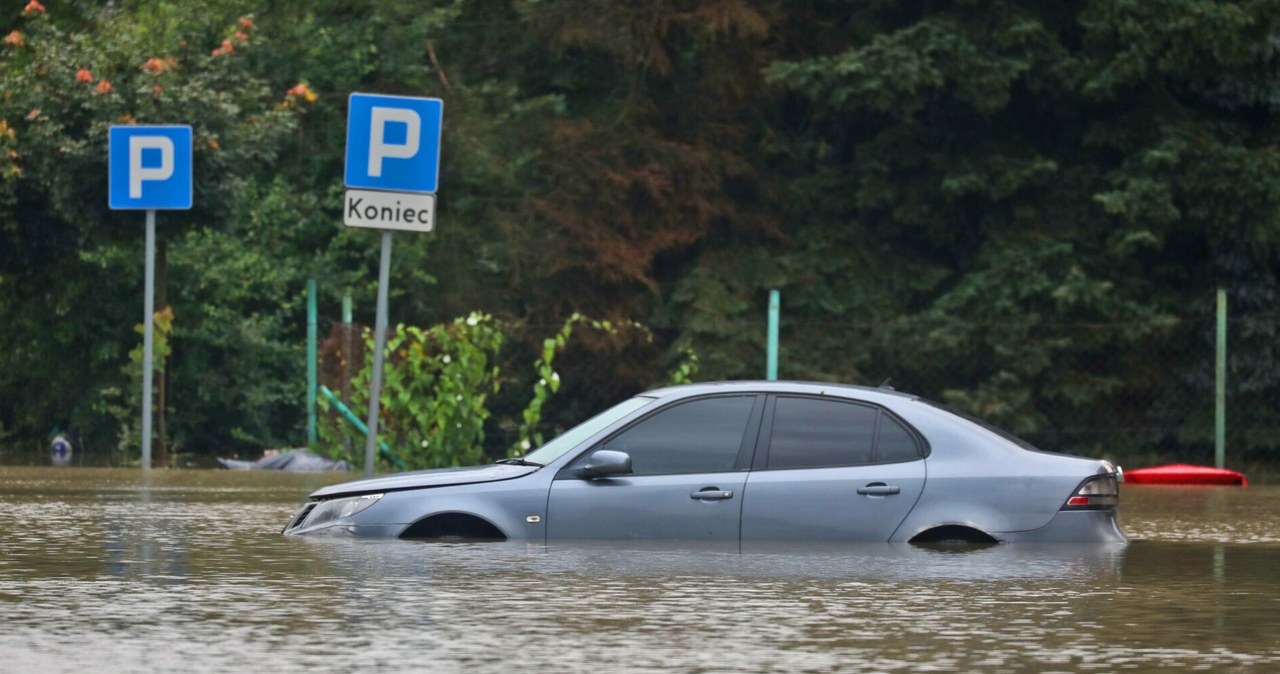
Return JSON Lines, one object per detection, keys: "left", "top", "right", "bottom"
{"left": 3, "top": 0, "right": 1280, "bottom": 466}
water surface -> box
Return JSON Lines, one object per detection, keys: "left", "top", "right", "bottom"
{"left": 1, "top": 468, "right": 1277, "bottom": 672}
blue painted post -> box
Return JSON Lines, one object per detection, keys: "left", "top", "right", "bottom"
{"left": 767, "top": 289, "right": 780, "bottom": 381}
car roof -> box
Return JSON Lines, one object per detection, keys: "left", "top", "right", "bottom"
{"left": 642, "top": 380, "right": 920, "bottom": 405}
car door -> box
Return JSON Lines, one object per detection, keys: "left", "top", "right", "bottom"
{"left": 741, "top": 395, "right": 926, "bottom": 542}
{"left": 546, "top": 395, "right": 763, "bottom": 541}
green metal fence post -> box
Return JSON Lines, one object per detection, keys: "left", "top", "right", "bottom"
{"left": 1215, "top": 288, "right": 1227, "bottom": 469}
{"left": 766, "top": 289, "right": 780, "bottom": 381}
{"left": 307, "top": 279, "right": 318, "bottom": 446}
{"left": 341, "top": 288, "right": 354, "bottom": 456}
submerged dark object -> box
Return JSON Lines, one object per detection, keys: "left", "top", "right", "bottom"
{"left": 1124, "top": 464, "right": 1246, "bottom": 487}
{"left": 218, "top": 451, "right": 350, "bottom": 472}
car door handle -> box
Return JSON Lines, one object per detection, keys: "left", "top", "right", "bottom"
{"left": 857, "top": 483, "right": 900, "bottom": 496}
{"left": 691, "top": 488, "right": 734, "bottom": 500}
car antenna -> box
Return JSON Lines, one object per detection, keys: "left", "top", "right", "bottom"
{"left": 878, "top": 378, "right": 895, "bottom": 391}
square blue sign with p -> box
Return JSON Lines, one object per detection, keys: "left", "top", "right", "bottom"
{"left": 108, "top": 125, "right": 193, "bottom": 210}
{"left": 345, "top": 94, "right": 443, "bottom": 194}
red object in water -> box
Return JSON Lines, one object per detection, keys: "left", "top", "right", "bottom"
{"left": 1124, "top": 464, "right": 1247, "bottom": 487}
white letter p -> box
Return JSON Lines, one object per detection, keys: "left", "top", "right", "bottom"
{"left": 368, "top": 107, "right": 420, "bottom": 177}
{"left": 129, "top": 136, "right": 174, "bottom": 199}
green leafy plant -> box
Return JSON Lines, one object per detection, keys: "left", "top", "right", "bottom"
{"left": 665, "top": 348, "right": 700, "bottom": 386}
{"left": 328, "top": 313, "right": 503, "bottom": 469}
{"left": 94, "top": 306, "right": 175, "bottom": 464}
{"left": 510, "top": 316, "right": 700, "bottom": 456}
{"left": 320, "top": 312, "right": 698, "bottom": 470}
{"left": 510, "top": 313, "right": 644, "bottom": 455}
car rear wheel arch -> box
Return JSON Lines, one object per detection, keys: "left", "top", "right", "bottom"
{"left": 908, "top": 524, "right": 999, "bottom": 545}
{"left": 399, "top": 512, "right": 507, "bottom": 541}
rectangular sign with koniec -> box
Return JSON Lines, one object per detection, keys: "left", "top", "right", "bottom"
{"left": 344, "top": 93, "right": 443, "bottom": 194}
{"left": 343, "top": 189, "right": 435, "bottom": 233}
{"left": 108, "top": 125, "right": 193, "bottom": 210}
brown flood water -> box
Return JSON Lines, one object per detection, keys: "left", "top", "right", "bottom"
{"left": 0, "top": 467, "right": 1277, "bottom": 673}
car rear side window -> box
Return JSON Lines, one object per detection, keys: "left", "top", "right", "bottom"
{"left": 597, "top": 396, "right": 756, "bottom": 475}
{"left": 876, "top": 413, "right": 920, "bottom": 462}
{"left": 767, "top": 397, "right": 877, "bottom": 468}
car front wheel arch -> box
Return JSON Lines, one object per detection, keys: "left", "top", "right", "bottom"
{"left": 908, "top": 525, "right": 998, "bottom": 545}
{"left": 399, "top": 512, "right": 507, "bottom": 541}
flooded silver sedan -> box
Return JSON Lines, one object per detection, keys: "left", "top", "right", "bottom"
{"left": 285, "top": 382, "right": 1125, "bottom": 544}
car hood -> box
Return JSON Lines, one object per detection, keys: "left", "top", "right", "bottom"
{"left": 309, "top": 463, "right": 539, "bottom": 499}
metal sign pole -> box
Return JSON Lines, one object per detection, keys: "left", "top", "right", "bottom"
{"left": 363, "top": 229, "right": 394, "bottom": 476}
{"left": 141, "top": 208, "right": 156, "bottom": 470}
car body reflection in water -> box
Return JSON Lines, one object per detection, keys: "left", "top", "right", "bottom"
{"left": 305, "top": 538, "right": 1129, "bottom": 583}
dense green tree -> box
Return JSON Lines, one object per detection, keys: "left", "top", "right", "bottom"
{"left": 756, "top": 0, "right": 1280, "bottom": 459}
{"left": 3, "top": 0, "right": 1279, "bottom": 468}
{"left": 0, "top": 0, "right": 302, "bottom": 459}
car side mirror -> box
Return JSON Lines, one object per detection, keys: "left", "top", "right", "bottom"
{"left": 581, "top": 449, "right": 632, "bottom": 478}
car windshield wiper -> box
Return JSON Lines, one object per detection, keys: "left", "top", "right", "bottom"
{"left": 494, "top": 458, "right": 544, "bottom": 467}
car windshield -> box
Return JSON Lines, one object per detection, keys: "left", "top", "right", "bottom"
{"left": 520, "top": 396, "right": 656, "bottom": 465}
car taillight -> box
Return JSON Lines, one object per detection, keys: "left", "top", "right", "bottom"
{"left": 1061, "top": 474, "right": 1119, "bottom": 510}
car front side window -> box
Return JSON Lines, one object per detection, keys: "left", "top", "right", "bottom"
{"left": 580, "top": 395, "right": 757, "bottom": 475}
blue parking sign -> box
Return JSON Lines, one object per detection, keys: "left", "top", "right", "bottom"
{"left": 108, "top": 126, "right": 193, "bottom": 210}
{"left": 345, "top": 93, "right": 443, "bottom": 194}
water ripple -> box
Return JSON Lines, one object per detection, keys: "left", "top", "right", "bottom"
{"left": 1, "top": 468, "right": 1277, "bottom": 673}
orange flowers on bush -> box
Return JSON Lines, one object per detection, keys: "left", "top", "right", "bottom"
{"left": 75, "top": 69, "right": 93, "bottom": 83}
{"left": 143, "top": 57, "right": 167, "bottom": 73}
{"left": 4, "top": 31, "right": 25, "bottom": 48}
{"left": 287, "top": 83, "right": 318, "bottom": 103}
{"left": 238, "top": 16, "right": 253, "bottom": 30}
{"left": 95, "top": 80, "right": 112, "bottom": 94}
{"left": 23, "top": 0, "right": 45, "bottom": 16}
{"left": 234, "top": 31, "right": 248, "bottom": 43}
{"left": 212, "top": 39, "right": 235, "bottom": 57}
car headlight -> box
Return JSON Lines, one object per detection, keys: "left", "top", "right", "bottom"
{"left": 293, "top": 493, "right": 383, "bottom": 530}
